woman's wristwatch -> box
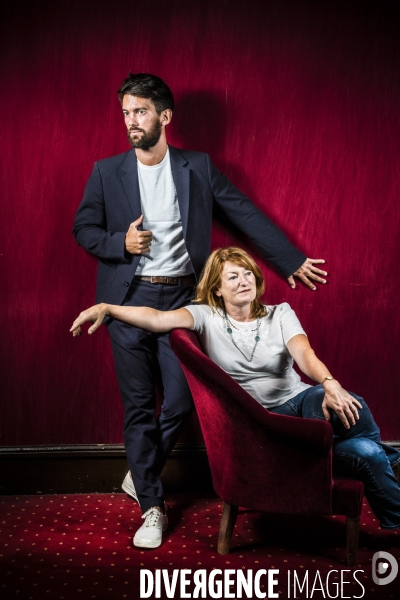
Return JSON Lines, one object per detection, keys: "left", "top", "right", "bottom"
{"left": 321, "top": 376, "right": 335, "bottom": 385}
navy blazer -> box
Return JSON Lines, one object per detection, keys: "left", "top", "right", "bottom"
{"left": 73, "top": 145, "right": 305, "bottom": 306}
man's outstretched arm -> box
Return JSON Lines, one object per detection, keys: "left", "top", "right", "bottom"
{"left": 287, "top": 258, "right": 327, "bottom": 290}
{"left": 207, "top": 155, "right": 328, "bottom": 290}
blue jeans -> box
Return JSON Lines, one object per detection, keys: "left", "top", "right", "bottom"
{"left": 269, "top": 385, "right": 400, "bottom": 529}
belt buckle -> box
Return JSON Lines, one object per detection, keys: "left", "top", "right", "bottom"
{"left": 151, "top": 276, "right": 157, "bottom": 284}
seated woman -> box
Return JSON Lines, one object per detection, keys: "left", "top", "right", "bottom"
{"left": 71, "top": 246, "right": 400, "bottom": 530}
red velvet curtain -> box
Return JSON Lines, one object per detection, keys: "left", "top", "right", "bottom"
{"left": 1, "top": 0, "right": 400, "bottom": 445}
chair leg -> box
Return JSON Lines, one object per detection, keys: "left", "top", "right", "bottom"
{"left": 217, "top": 502, "right": 238, "bottom": 555}
{"left": 346, "top": 516, "right": 360, "bottom": 567}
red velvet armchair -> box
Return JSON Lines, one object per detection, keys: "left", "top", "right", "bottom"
{"left": 169, "top": 328, "right": 364, "bottom": 566}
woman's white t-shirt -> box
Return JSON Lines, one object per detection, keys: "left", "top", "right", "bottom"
{"left": 185, "top": 302, "right": 311, "bottom": 409}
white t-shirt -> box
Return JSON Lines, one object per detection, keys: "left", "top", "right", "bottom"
{"left": 185, "top": 302, "right": 311, "bottom": 409}
{"left": 136, "top": 148, "right": 193, "bottom": 276}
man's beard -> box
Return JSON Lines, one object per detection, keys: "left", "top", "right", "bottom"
{"left": 127, "top": 119, "right": 162, "bottom": 151}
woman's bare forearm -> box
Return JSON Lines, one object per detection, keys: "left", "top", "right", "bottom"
{"left": 105, "top": 304, "right": 167, "bottom": 332}
{"left": 287, "top": 334, "right": 362, "bottom": 428}
{"left": 288, "top": 337, "right": 333, "bottom": 384}
{"left": 70, "top": 303, "right": 194, "bottom": 336}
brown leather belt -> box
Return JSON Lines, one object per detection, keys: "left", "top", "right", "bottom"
{"left": 134, "top": 275, "right": 196, "bottom": 286}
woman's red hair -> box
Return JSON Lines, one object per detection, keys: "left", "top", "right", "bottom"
{"left": 194, "top": 247, "right": 267, "bottom": 318}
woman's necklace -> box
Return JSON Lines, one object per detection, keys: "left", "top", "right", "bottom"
{"left": 224, "top": 311, "right": 261, "bottom": 363}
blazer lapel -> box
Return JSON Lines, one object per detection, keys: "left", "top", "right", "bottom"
{"left": 121, "top": 150, "right": 142, "bottom": 220}
{"left": 169, "top": 145, "right": 190, "bottom": 238}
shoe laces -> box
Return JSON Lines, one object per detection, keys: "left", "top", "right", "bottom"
{"left": 141, "top": 507, "right": 161, "bottom": 528}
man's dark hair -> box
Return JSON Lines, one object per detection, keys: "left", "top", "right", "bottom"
{"left": 117, "top": 73, "right": 174, "bottom": 113}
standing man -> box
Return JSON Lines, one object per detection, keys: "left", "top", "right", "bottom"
{"left": 73, "top": 73, "right": 327, "bottom": 549}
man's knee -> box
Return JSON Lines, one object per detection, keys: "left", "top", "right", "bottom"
{"left": 161, "top": 395, "right": 193, "bottom": 422}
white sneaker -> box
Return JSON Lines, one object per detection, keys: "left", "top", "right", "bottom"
{"left": 133, "top": 507, "right": 168, "bottom": 549}
{"left": 122, "top": 471, "right": 139, "bottom": 504}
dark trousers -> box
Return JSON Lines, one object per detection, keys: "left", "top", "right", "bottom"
{"left": 107, "top": 280, "right": 194, "bottom": 513}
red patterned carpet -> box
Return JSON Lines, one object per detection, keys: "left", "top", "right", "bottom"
{"left": 1, "top": 493, "right": 399, "bottom": 600}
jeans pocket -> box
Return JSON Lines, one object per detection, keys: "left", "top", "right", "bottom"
{"left": 286, "top": 399, "right": 301, "bottom": 417}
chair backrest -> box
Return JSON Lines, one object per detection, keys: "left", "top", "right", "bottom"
{"left": 170, "top": 328, "right": 334, "bottom": 514}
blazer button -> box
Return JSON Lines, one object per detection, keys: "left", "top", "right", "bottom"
{"left": 124, "top": 281, "right": 130, "bottom": 287}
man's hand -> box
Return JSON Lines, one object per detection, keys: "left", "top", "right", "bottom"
{"left": 287, "top": 258, "right": 327, "bottom": 290}
{"left": 321, "top": 380, "right": 362, "bottom": 429}
{"left": 70, "top": 304, "right": 108, "bottom": 337}
{"left": 125, "top": 214, "right": 153, "bottom": 254}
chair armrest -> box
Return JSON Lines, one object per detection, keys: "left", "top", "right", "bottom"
{"left": 170, "top": 328, "right": 333, "bottom": 454}
{"left": 260, "top": 410, "right": 333, "bottom": 453}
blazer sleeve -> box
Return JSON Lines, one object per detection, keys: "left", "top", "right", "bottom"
{"left": 72, "top": 162, "right": 130, "bottom": 262}
{"left": 206, "top": 155, "right": 306, "bottom": 277}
